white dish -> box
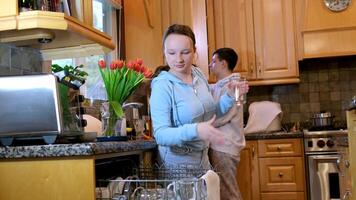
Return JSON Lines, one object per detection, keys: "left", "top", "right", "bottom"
{"left": 108, "top": 176, "right": 124, "bottom": 196}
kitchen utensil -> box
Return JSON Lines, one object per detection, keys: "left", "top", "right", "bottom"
{"left": 311, "top": 111, "right": 334, "bottom": 127}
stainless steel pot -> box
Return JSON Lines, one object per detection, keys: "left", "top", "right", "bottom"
{"left": 311, "top": 112, "right": 334, "bottom": 127}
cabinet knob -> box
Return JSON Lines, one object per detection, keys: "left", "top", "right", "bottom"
{"left": 257, "top": 62, "right": 262, "bottom": 73}
{"left": 249, "top": 63, "right": 254, "bottom": 74}
{"left": 278, "top": 172, "right": 283, "bottom": 177}
{"left": 345, "top": 160, "right": 350, "bottom": 168}
{"left": 277, "top": 146, "right": 282, "bottom": 151}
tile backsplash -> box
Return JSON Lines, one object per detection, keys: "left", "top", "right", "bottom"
{"left": 0, "top": 44, "right": 42, "bottom": 75}
{"left": 246, "top": 55, "right": 356, "bottom": 124}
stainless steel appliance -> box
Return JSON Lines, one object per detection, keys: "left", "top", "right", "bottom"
{"left": 0, "top": 74, "right": 85, "bottom": 146}
{"left": 304, "top": 129, "right": 351, "bottom": 200}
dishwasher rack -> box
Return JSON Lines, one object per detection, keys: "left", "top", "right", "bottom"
{"left": 96, "top": 164, "right": 211, "bottom": 200}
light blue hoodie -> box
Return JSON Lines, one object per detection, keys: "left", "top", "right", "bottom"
{"left": 150, "top": 67, "right": 234, "bottom": 152}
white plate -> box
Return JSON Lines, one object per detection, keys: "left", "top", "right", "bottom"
{"left": 108, "top": 176, "right": 124, "bottom": 196}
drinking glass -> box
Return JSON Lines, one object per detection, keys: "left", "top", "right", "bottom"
{"left": 236, "top": 76, "right": 247, "bottom": 106}
{"left": 231, "top": 75, "right": 247, "bottom": 106}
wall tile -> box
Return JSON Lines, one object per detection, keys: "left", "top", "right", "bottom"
{"left": 0, "top": 44, "right": 42, "bottom": 76}
{"left": 309, "top": 92, "right": 319, "bottom": 102}
{"left": 0, "top": 44, "right": 10, "bottom": 67}
{"left": 247, "top": 55, "right": 356, "bottom": 124}
{"left": 309, "top": 83, "right": 320, "bottom": 92}
{"left": 329, "top": 70, "right": 339, "bottom": 81}
{"left": 299, "top": 83, "right": 309, "bottom": 93}
{"left": 319, "top": 92, "right": 330, "bottom": 101}
{"left": 318, "top": 72, "right": 328, "bottom": 82}
{"left": 308, "top": 72, "right": 319, "bottom": 82}
{"left": 290, "top": 113, "right": 301, "bottom": 122}
{"left": 330, "top": 91, "right": 341, "bottom": 101}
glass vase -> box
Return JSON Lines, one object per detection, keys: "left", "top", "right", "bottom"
{"left": 101, "top": 102, "right": 126, "bottom": 137}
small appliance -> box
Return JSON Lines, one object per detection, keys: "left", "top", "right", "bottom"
{"left": 0, "top": 74, "right": 86, "bottom": 146}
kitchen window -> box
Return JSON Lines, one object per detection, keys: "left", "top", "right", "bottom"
{"left": 52, "top": 0, "right": 122, "bottom": 101}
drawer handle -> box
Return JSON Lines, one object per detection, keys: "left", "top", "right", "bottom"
{"left": 277, "top": 146, "right": 282, "bottom": 151}
{"left": 278, "top": 172, "right": 283, "bottom": 178}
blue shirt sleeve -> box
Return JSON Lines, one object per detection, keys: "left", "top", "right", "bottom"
{"left": 150, "top": 79, "right": 198, "bottom": 146}
{"left": 216, "top": 93, "right": 234, "bottom": 117}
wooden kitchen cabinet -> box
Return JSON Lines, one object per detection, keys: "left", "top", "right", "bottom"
{"left": 237, "top": 140, "right": 260, "bottom": 200}
{"left": 301, "top": 0, "right": 356, "bottom": 59}
{"left": 207, "top": 0, "right": 299, "bottom": 86}
{"left": 0, "top": 0, "right": 115, "bottom": 60}
{"left": 237, "top": 138, "right": 306, "bottom": 200}
{"left": 0, "top": 158, "right": 96, "bottom": 200}
{"left": 0, "top": 151, "right": 151, "bottom": 200}
{"left": 124, "top": 0, "right": 209, "bottom": 76}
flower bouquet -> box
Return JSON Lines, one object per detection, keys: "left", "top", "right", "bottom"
{"left": 98, "top": 58, "right": 152, "bottom": 136}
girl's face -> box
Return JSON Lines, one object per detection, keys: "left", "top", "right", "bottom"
{"left": 164, "top": 34, "right": 195, "bottom": 74}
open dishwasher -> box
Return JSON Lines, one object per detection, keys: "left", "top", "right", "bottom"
{"left": 96, "top": 159, "right": 213, "bottom": 200}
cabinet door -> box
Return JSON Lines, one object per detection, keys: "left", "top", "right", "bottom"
{"left": 253, "top": 0, "right": 298, "bottom": 79}
{"left": 0, "top": 158, "right": 95, "bottom": 200}
{"left": 259, "top": 157, "right": 305, "bottom": 192}
{"left": 237, "top": 140, "right": 260, "bottom": 200}
{"left": 258, "top": 138, "right": 302, "bottom": 157}
{"left": 206, "top": 0, "right": 256, "bottom": 80}
{"left": 261, "top": 192, "right": 305, "bottom": 200}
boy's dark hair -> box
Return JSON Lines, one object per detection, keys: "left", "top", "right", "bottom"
{"left": 162, "top": 24, "right": 196, "bottom": 48}
{"left": 213, "top": 48, "right": 238, "bottom": 71}
{"left": 152, "top": 65, "right": 170, "bottom": 78}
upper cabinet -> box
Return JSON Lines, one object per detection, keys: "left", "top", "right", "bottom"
{"left": 207, "top": 0, "right": 299, "bottom": 86}
{"left": 0, "top": 0, "right": 117, "bottom": 60}
{"left": 301, "top": 0, "right": 356, "bottom": 59}
{"left": 124, "top": 0, "right": 209, "bottom": 76}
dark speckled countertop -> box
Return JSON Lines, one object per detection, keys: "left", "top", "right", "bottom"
{"left": 0, "top": 139, "right": 157, "bottom": 159}
{"left": 245, "top": 130, "right": 303, "bottom": 140}
{"left": 0, "top": 131, "right": 303, "bottom": 159}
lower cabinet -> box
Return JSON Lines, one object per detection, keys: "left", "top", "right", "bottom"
{"left": 0, "top": 158, "right": 96, "bottom": 200}
{"left": 237, "top": 140, "right": 260, "bottom": 200}
{"left": 237, "top": 138, "right": 306, "bottom": 200}
{"left": 260, "top": 192, "right": 305, "bottom": 200}
{"left": 0, "top": 152, "right": 150, "bottom": 200}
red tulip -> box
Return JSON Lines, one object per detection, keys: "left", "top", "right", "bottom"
{"left": 117, "top": 60, "right": 124, "bottom": 69}
{"left": 136, "top": 58, "right": 143, "bottom": 66}
{"left": 140, "top": 65, "right": 147, "bottom": 73}
{"left": 98, "top": 60, "right": 106, "bottom": 68}
{"left": 127, "top": 60, "right": 135, "bottom": 69}
{"left": 110, "top": 62, "right": 117, "bottom": 70}
{"left": 143, "top": 68, "right": 153, "bottom": 78}
{"left": 133, "top": 62, "right": 142, "bottom": 72}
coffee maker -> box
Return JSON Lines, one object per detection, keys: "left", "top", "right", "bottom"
{"left": 123, "top": 102, "right": 145, "bottom": 139}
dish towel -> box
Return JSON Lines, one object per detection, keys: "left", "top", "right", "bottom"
{"left": 244, "top": 101, "right": 282, "bottom": 134}
{"left": 200, "top": 170, "right": 220, "bottom": 200}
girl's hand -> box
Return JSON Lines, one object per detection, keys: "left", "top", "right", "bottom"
{"left": 226, "top": 80, "right": 249, "bottom": 97}
{"left": 197, "top": 115, "right": 225, "bottom": 145}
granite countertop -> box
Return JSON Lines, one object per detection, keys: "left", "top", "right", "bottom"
{"left": 0, "top": 139, "right": 157, "bottom": 159}
{"left": 245, "top": 130, "right": 303, "bottom": 140}
{"left": 0, "top": 131, "right": 303, "bottom": 159}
